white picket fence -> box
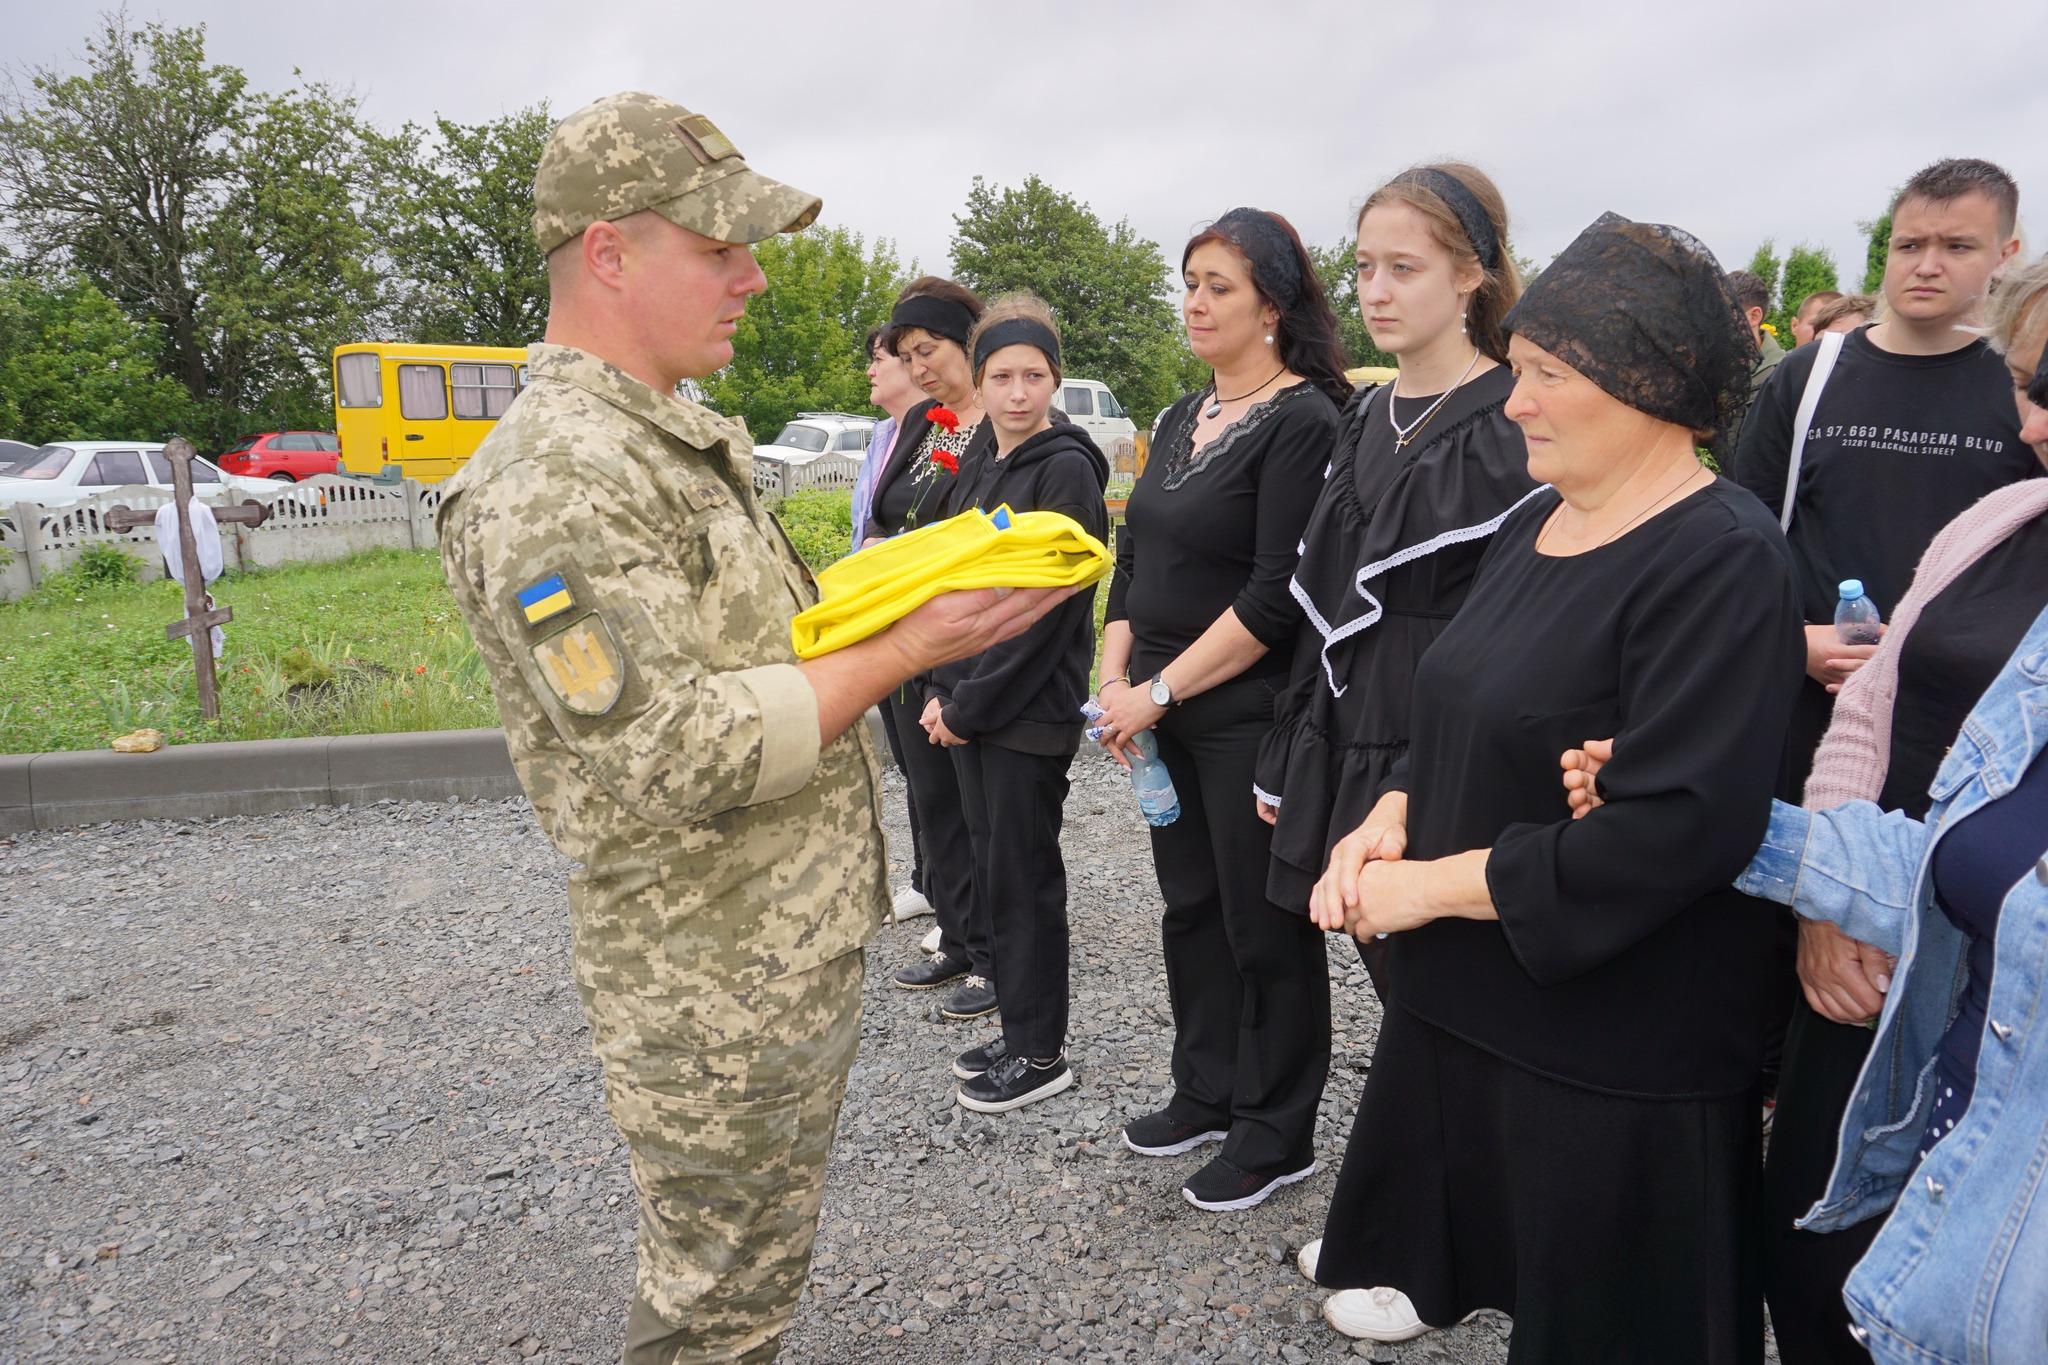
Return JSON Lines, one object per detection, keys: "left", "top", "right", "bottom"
{"left": 750, "top": 452, "right": 860, "bottom": 501}
{"left": 1, "top": 475, "right": 445, "bottom": 601}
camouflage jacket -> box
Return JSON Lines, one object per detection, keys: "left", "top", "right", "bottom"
{"left": 437, "top": 343, "right": 888, "bottom": 997}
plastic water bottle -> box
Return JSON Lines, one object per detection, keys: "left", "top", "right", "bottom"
{"left": 1126, "top": 731, "right": 1182, "bottom": 827}
{"left": 1835, "top": 579, "right": 1882, "bottom": 645}
{"left": 1080, "top": 701, "right": 1181, "bottom": 826}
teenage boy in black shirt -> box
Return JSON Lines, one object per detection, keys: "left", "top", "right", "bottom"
{"left": 1733, "top": 156, "right": 2030, "bottom": 1365}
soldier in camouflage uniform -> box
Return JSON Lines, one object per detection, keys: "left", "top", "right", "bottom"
{"left": 436, "top": 91, "right": 1071, "bottom": 1363}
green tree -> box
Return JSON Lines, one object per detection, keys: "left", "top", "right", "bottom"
{"left": 1742, "top": 240, "right": 1783, "bottom": 315}
{"left": 1776, "top": 243, "right": 1840, "bottom": 332}
{"left": 1861, "top": 212, "right": 1893, "bottom": 293}
{"left": 701, "top": 226, "right": 906, "bottom": 440}
{"left": 0, "top": 273, "right": 195, "bottom": 443}
{"left": 1307, "top": 238, "right": 1395, "bottom": 370}
{"left": 950, "top": 176, "right": 1191, "bottom": 425}
{"left": 0, "top": 13, "right": 380, "bottom": 447}
{"left": 369, "top": 107, "right": 552, "bottom": 347}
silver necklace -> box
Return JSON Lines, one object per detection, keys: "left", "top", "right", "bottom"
{"left": 1386, "top": 349, "right": 1482, "bottom": 450}
{"left": 1203, "top": 366, "right": 1285, "bottom": 420}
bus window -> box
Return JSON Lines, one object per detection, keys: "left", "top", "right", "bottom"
{"left": 453, "top": 363, "right": 518, "bottom": 419}
{"left": 398, "top": 364, "right": 448, "bottom": 420}
{"left": 336, "top": 353, "right": 383, "bottom": 407}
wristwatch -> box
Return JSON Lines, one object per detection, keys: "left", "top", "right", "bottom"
{"left": 1149, "top": 674, "right": 1175, "bottom": 707}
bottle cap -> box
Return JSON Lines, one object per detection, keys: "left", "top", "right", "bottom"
{"left": 1838, "top": 579, "right": 1864, "bottom": 600}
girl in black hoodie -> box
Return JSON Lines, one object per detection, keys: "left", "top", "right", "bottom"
{"left": 918, "top": 293, "right": 1110, "bottom": 1113}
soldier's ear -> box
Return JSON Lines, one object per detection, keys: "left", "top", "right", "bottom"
{"left": 581, "top": 220, "right": 632, "bottom": 291}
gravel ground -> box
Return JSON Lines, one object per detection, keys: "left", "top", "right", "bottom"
{"left": 1, "top": 752, "right": 1526, "bottom": 1364}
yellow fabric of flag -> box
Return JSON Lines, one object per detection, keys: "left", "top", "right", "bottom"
{"left": 789, "top": 505, "right": 1110, "bottom": 660}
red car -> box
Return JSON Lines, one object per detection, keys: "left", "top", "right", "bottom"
{"left": 214, "top": 431, "right": 340, "bottom": 481}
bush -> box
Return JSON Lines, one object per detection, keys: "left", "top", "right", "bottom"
{"left": 774, "top": 487, "right": 854, "bottom": 572}
{"left": 41, "top": 542, "right": 143, "bottom": 594}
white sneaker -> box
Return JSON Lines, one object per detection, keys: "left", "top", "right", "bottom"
{"left": 1323, "top": 1286, "right": 1430, "bottom": 1342}
{"left": 1297, "top": 1238, "right": 1321, "bottom": 1282}
{"left": 919, "top": 924, "right": 942, "bottom": 955}
{"left": 891, "top": 887, "right": 934, "bottom": 922}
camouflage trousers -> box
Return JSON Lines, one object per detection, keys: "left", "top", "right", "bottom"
{"left": 582, "top": 948, "right": 865, "bottom": 1364}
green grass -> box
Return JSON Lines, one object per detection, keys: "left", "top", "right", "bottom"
{"left": 0, "top": 548, "right": 497, "bottom": 754}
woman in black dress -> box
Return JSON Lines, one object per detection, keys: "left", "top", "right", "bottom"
{"left": 870, "top": 277, "right": 999, "bottom": 1022}
{"left": 1256, "top": 163, "right": 1541, "bottom": 942}
{"left": 1299, "top": 215, "right": 1804, "bottom": 1361}
{"left": 1095, "top": 208, "right": 1349, "bottom": 1212}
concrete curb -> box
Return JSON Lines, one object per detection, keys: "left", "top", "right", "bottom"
{"left": 1, "top": 710, "right": 894, "bottom": 835}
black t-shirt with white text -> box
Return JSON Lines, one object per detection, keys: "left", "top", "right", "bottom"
{"left": 1734, "top": 326, "right": 2035, "bottom": 625}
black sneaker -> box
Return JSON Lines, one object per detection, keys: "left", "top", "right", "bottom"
{"left": 1180, "top": 1154, "right": 1317, "bottom": 1212}
{"left": 957, "top": 1053, "right": 1072, "bottom": 1113}
{"left": 1121, "top": 1109, "right": 1228, "bottom": 1157}
{"left": 940, "top": 975, "right": 997, "bottom": 1020}
{"left": 952, "top": 1035, "right": 1010, "bottom": 1081}
{"left": 893, "top": 951, "right": 967, "bottom": 991}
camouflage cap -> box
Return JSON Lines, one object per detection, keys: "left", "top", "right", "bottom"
{"left": 532, "top": 92, "right": 821, "bottom": 255}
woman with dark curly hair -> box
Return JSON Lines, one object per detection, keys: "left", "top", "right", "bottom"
{"left": 1095, "top": 207, "right": 1348, "bottom": 1213}
{"left": 1297, "top": 214, "right": 1802, "bottom": 1360}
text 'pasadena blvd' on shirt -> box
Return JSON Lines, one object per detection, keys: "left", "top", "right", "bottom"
{"left": 1733, "top": 325, "right": 2036, "bottom": 625}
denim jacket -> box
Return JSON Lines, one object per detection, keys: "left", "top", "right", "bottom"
{"left": 1736, "top": 601, "right": 2048, "bottom": 1365}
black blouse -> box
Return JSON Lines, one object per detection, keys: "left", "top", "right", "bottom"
{"left": 1258, "top": 366, "right": 1541, "bottom": 910}
{"left": 1879, "top": 512, "right": 2048, "bottom": 818}
{"left": 866, "top": 398, "right": 985, "bottom": 539}
{"left": 1105, "top": 382, "right": 1340, "bottom": 682}
{"left": 1386, "top": 480, "right": 1805, "bottom": 1098}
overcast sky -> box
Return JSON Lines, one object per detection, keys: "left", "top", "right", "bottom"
{"left": 8, "top": 0, "right": 2046, "bottom": 301}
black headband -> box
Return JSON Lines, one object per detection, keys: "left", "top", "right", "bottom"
{"left": 2031, "top": 351, "right": 2048, "bottom": 409}
{"left": 889, "top": 295, "right": 976, "bottom": 347}
{"left": 1195, "top": 208, "right": 1304, "bottom": 306}
{"left": 1405, "top": 169, "right": 1502, "bottom": 273}
{"left": 972, "top": 317, "right": 1061, "bottom": 374}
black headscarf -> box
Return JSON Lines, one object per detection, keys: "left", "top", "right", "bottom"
{"left": 1504, "top": 212, "right": 1755, "bottom": 442}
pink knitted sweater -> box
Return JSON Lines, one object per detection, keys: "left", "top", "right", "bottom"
{"left": 1802, "top": 479, "right": 2048, "bottom": 810}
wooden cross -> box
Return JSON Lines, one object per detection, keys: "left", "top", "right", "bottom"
{"left": 103, "top": 437, "right": 271, "bottom": 719}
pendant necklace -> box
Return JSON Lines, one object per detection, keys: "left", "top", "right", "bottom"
{"left": 1203, "top": 366, "right": 1286, "bottom": 420}
{"left": 1387, "top": 349, "right": 1482, "bottom": 450}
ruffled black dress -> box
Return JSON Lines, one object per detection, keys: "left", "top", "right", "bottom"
{"left": 1255, "top": 365, "right": 1541, "bottom": 914}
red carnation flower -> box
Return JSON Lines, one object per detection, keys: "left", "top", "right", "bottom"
{"left": 929, "top": 406, "right": 960, "bottom": 434}
{"left": 932, "top": 449, "right": 960, "bottom": 475}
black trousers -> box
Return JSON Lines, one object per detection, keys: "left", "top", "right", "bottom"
{"left": 1149, "top": 675, "right": 1331, "bottom": 1173}
{"left": 883, "top": 690, "right": 986, "bottom": 975}
{"left": 875, "top": 696, "right": 926, "bottom": 896}
{"left": 953, "top": 741, "right": 1073, "bottom": 1058}
{"left": 1762, "top": 998, "right": 1882, "bottom": 1364}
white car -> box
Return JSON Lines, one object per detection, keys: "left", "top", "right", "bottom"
{"left": 759, "top": 413, "right": 875, "bottom": 466}
{"left": 1057, "top": 378, "right": 1137, "bottom": 467}
{"left": 0, "top": 441, "right": 282, "bottom": 510}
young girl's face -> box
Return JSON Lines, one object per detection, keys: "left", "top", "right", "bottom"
{"left": 978, "top": 343, "right": 1058, "bottom": 442}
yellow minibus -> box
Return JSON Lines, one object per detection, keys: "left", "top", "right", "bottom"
{"left": 331, "top": 342, "right": 530, "bottom": 483}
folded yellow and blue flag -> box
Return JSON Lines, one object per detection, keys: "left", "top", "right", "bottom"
{"left": 790, "top": 505, "right": 1111, "bottom": 659}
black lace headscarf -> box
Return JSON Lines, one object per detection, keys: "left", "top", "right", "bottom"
{"left": 1504, "top": 212, "right": 1756, "bottom": 443}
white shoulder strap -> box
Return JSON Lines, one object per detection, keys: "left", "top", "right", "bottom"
{"left": 1780, "top": 329, "right": 1845, "bottom": 533}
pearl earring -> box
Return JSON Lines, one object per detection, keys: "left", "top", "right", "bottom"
{"left": 1264, "top": 334, "right": 1274, "bottom": 346}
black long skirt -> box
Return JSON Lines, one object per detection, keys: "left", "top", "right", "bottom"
{"left": 1315, "top": 1005, "right": 1765, "bottom": 1365}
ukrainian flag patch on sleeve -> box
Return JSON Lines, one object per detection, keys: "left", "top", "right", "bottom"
{"left": 517, "top": 573, "right": 574, "bottom": 626}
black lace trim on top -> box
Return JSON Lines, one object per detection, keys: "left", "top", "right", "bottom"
{"left": 1158, "top": 381, "right": 1320, "bottom": 491}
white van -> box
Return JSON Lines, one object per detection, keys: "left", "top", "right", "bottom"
{"left": 1059, "top": 378, "right": 1137, "bottom": 470}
